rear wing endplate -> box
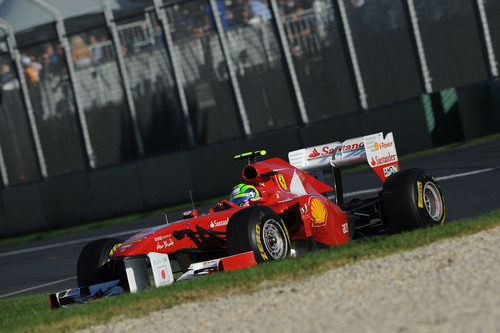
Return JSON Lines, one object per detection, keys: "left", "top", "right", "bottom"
{"left": 288, "top": 132, "right": 400, "bottom": 182}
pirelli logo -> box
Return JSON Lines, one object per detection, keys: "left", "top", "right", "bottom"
{"left": 417, "top": 181, "right": 423, "bottom": 208}
{"left": 255, "top": 221, "right": 268, "bottom": 261}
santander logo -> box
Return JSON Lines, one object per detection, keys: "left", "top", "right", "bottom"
{"left": 371, "top": 153, "right": 396, "bottom": 166}
{"left": 308, "top": 148, "right": 320, "bottom": 158}
{"left": 209, "top": 217, "right": 229, "bottom": 228}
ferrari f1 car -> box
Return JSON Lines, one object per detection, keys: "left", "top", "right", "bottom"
{"left": 49, "top": 132, "right": 445, "bottom": 308}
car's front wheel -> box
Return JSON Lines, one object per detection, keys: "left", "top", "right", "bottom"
{"left": 226, "top": 206, "right": 291, "bottom": 263}
{"left": 76, "top": 238, "right": 125, "bottom": 287}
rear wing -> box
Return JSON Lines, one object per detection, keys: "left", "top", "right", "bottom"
{"left": 288, "top": 132, "right": 400, "bottom": 182}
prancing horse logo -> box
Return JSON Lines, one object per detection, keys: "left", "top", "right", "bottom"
{"left": 277, "top": 174, "right": 287, "bottom": 190}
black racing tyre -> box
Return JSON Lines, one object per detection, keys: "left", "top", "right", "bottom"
{"left": 76, "top": 238, "right": 124, "bottom": 287}
{"left": 380, "top": 168, "right": 445, "bottom": 233}
{"left": 226, "top": 206, "right": 291, "bottom": 263}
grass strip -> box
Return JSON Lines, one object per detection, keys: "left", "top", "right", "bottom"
{"left": 1, "top": 132, "right": 499, "bottom": 249}
{"left": 1, "top": 209, "right": 499, "bottom": 332}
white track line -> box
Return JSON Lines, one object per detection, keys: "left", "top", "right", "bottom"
{"left": 435, "top": 167, "right": 496, "bottom": 181}
{"left": 0, "top": 276, "right": 76, "bottom": 298}
{"left": 0, "top": 228, "right": 146, "bottom": 258}
{"left": 0, "top": 167, "right": 497, "bottom": 259}
{"left": 342, "top": 167, "right": 497, "bottom": 198}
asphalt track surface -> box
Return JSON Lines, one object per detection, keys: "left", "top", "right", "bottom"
{"left": 1, "top": 138, "right": 499, "bottom": 299}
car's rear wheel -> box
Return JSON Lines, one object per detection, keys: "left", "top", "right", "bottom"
{"left": 380, "top": 168, "right": 445, "bottom": 233}
{"left": 226, "top": 206, "right": 291, "bottom": 263}
{"left": 76, "top": 238, "right": 125, "bottom": 287}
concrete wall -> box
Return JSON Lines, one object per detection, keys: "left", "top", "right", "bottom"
{"left": 456, "top": 80, "right": 500, "bottom": 140}
{"left": 0, "top": 94, "right": 449, "bottom": 236}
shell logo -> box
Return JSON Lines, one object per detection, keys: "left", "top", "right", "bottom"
{"left": 374, "top": 142, "right": 379, "bottom": 150}
{"left": 310, "top": 198, "right": 327, "bottom": 224}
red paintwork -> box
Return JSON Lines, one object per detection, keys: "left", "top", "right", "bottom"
{"left": 113, "top": 157, "right": 350, "bottom": 260}
{"left": 218, "top": 251, "right": 257, "bottom": 271}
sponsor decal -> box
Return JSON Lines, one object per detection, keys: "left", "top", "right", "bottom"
{"left": 308, "top": 148, "right": 320, "bottom": 158}
{"left": 342, "top": 223, "right": 349, "bottom": 234}
{"left": 383, "top": 164, "right": 399, "bottom": 178}
{"left": 119, "top": 243, "right": 133, "bottom": 252}
{"left": 154, "top": 234, "right": 171, "bottom": 242}
{"left": 310, "top": 197, "right": 327, "bottom": 226}
{"left": 156, "top": 239, "right": 174, "bottom": 250}
{"left": 374, "top": 141, "right": 393, "bottom": 151}
{"left": 277, "top": 174, "right": 288, "bottom": 190}
{"left": 342, "top": 142, "right": 364, "bottom": 152}
{"left": 307, "top": 145, "right": 339, "bottom": 160}
{"left": 255, "top": 214, "right": 269, "bottom": 260}
{"left": 300, "top": 203, "right": 308, "bottom": 214}
{"left": 209, "top": 217, "right": 229, "bottom": 228}
{"left": 417, "top": 181, "right": 423, "bottom": 208}
{"left": 370, "top": 152, "right": 397, "bottom": 166}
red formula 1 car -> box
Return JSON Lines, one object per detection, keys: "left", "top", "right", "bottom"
{"left": 49, "top": 132, "right": 446, "bottom": 308}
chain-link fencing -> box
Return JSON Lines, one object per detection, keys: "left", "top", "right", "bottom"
{"left": 281, "top": 0, "right": 358, "bottom": 120}
{"left": 0, "top": 44, "right": 41, "bottom": 185}
{"left": 17, "top": 40, "right": 87, "bottom": 177}
{"left": 116, "top": 10, "right": 189, "bottom": 155}
{"left": 414, "top": 0, "right": 489, "bottom": 91}
{"left": 0, "top": 0, "right": 498, "bottom": 186}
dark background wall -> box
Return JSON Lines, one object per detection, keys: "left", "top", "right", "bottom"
{"left": 1, "top": 0, "right": 500, "bottom": 236}
{"left": 0, "top": 93, "right": 439, "bottom": 236}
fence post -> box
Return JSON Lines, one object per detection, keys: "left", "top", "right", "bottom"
{"left": 208, "top": 0, "right": 251, "bottom": 136}
{"left": 0, "top": 36, "right": 9, "bottom": 187}
{"left": 0, "top": 19, "right": 47, "bottom": 181}
{"left": 30, "top": 0, "right": 97, "bottom": 169}
{"left": 268, "top": 0, "right": 309, "bottom": 124}
{"left": 101, "top": 0, "right": 144, "bottom": 157}
{"left": 335, "top": 0, "right": 368, "bottom": 110}
{"left": 474, "top": 0, "right": 498, "bottom": 78}
{"left": 152, "top": 0, "right": 195, "bottom": 147}
{"left": 405, "top": 0, "right": 433, "bottom": 93}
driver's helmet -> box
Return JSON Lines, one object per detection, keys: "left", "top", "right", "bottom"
{"left": 229, "top": 183, "right": 260, "bottom": 206}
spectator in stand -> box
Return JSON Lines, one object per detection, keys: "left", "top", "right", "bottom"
{"left": 0, "top": 64, "right": 10, "bottom": 85}
{"left": 204, "top": 0, "right": 235, "bottom": 31}
{"left": 41, "top": 43, "right": 60, "bottom": 78}
{"left": 71, "top": 35, "right": 92, "bottom": 69}
{"left": 248, "top": 0, "right": 271, "bottom": 21}
{"left": 349, "top": 0, "right": 365, "bottom": 7}
{"left": 232, "top": 0, "right": 251, "bottom": 25}
{"left": 279, "top": 0, "right": 308, "bottom": 15}
{"left": 279, "top": 0, "right": 312, "bottom": 55}
{"left": 89, "top": 35, "right": 103, "bottom": 63}
{"left": 22, "top": 54, "right": 42, "bottom": 85}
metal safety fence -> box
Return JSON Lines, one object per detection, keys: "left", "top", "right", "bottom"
{"left": 0, "top": 0, "right": 498, "bottom": 186}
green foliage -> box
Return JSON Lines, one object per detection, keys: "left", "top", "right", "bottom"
{"left": 1, "top": 210, "right": 499, "bottom": 332}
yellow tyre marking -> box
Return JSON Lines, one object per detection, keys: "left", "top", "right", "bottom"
{"left": 107, "top": 243, "right": 122, "bottom": 263}
{"left": 417, "top": 181, "right": 423, "bottom": 208}
{"left": 255, "top": 223, "right": 268, "bottom": 261}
